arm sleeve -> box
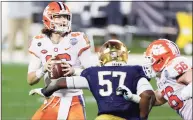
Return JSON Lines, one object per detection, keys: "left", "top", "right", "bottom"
{"left": 79, "top": 49, "right": 100, "bottom": 68}
{"left": 78, "top": 33, "right": 91, "bottom": 57}
{"left": 78, "top": 33, "right": 99, "bottom": 68}
{"left": 66, "top": 76, "right": 90, "bottom": 89}
{"left": 180, "top": 82, "right": 192, "bottom": 100}
{"left": 137, "top": 77, "right": 154, "bottom": 95}
{"left": 166, "top": 57, "right": 192, "bottom": 78}
{"left": 28, "top": 54, "right": 42, "bottom": 73}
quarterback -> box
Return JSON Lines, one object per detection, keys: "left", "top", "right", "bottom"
{"left": 30, "top": 40, "right": 155, "bottom": 120}
{"left": 119, "top": 39, "right": 192, "bottom": 120}
{"left": 27, "top": 2, "right": 96, "bottom": 120}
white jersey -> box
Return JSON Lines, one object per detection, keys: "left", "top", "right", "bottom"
{"left": 28, "top": 32, "right": 93, "bottom": 97}
{"left": 156, "top": 56, "right": 192, "bottom": 120}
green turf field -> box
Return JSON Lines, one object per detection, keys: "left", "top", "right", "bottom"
{"left": 2, "top": 64, "right": 181, "bottom": 120}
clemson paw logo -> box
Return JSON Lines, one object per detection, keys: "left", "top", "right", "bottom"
{"left": 151, "top": 44, "right": 167, "bottom": 55}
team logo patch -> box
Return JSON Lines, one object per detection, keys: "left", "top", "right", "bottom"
{"left": 41, "top": 50, "right": 48, "bottom": 54}
{"left": 37, "top": 42, "right": 41, "bottom": 47}
{"left": 70, "top": 38, "right": 78, "bottom": 45}
{"left": 151, "top": 44, "right": 167, "bottom": 55}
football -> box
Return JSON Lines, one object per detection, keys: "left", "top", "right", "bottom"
{"left": 48, "top": 60, "right": 64, "bottom": 79}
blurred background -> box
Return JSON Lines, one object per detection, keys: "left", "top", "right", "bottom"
{"left": 2, "top": 1, "right": 192, "bottom": 120}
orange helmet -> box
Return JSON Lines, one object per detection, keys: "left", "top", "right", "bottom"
{"left": 143, "top": 39, "right": 180, "bottom": 78}
{"left": 43, "top": 2, "right": 71, "bottom": 33}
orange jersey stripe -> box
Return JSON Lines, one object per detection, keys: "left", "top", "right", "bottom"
{"left": 78, "top": 45, "right": 91, "bottom": 57}
{"left": 29, "top": 51, "right": 39, "bottom": 58}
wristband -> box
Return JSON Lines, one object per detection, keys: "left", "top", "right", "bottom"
{"left": 131, "top": 94, "right": 141, "bottom": 103}
{"left": 35, "top": 67, "right": 46, "bottom": 79}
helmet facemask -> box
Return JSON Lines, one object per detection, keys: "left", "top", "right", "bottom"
{"left": 50, "top": 14, "right": 71, "bottom": 33}
{"left": 142, "top": 55, "right": 157, "bottom": 78}
{"left": 143, "top": 52, "right": 173, "bottom": 78}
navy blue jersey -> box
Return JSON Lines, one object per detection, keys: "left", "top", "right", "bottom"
{"left": 81, "top": 65, "right": 150, "bottom": 119}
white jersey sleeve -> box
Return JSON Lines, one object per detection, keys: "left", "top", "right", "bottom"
{"left": 28, "top": 53, "right": 42, "bottom": 73}
{"left": 76, "top": 32, "right": 91, "bottom": 57}
{"left": 180, "top": 82, "right": 192, "bottom": 100}
{"left": 75, "top": 32, "right": 99, "bottom": 68}
{"left": 79, "top": 49, "right": 100, "bottom": 68}
{"left": 66, "top": 76, "right": 89, "bottom": 89}
{"left": 137, "top": 77, "right": 154, "bottom": 95}
{"left": 164, "top": 57, "right": 192, "bottom": 79}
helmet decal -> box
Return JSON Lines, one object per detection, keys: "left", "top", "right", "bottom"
{"left": 151, "top": 44, "right": 167, "bottom": 56}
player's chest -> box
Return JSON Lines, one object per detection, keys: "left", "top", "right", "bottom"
{"left": 39, "top": 41, "right": 78, "bottom": 64}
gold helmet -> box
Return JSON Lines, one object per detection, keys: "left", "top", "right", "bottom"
{"left": 99, "top": 39, "right": 128, "bottom": 66}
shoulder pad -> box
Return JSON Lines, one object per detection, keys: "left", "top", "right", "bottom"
{"left": 70, "top": 32, "right": 90, "bottom": 45}
{"left": 164, "top": 57, "right": 191, "bottom": 78}
{"left": 70, "top": 32, "right": 82, "bottom": 37}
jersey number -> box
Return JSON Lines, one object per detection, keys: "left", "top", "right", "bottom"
{"left": 162, "top": 86, "right": 183, "bottom": 110}
{"left": 174, "top": 61, "right": 188, "bottom": 74}
{"left": 46, "top": 53, "right": 71, "bottom": 61}
{"left": 98, "top": 71, "right": 126, "bottom": 96}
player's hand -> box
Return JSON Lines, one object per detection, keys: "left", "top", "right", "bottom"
{"left": 116, "top": 85, "right": 133, "bottom": 101}
{"left": 29, "top": 88, "right": 46, "bottom": 97}
{"left": 61, "top": 62, "right": 75, "bottom": 77}
{"left": 44, "top": 57, "right": 56, "bottom": 72}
